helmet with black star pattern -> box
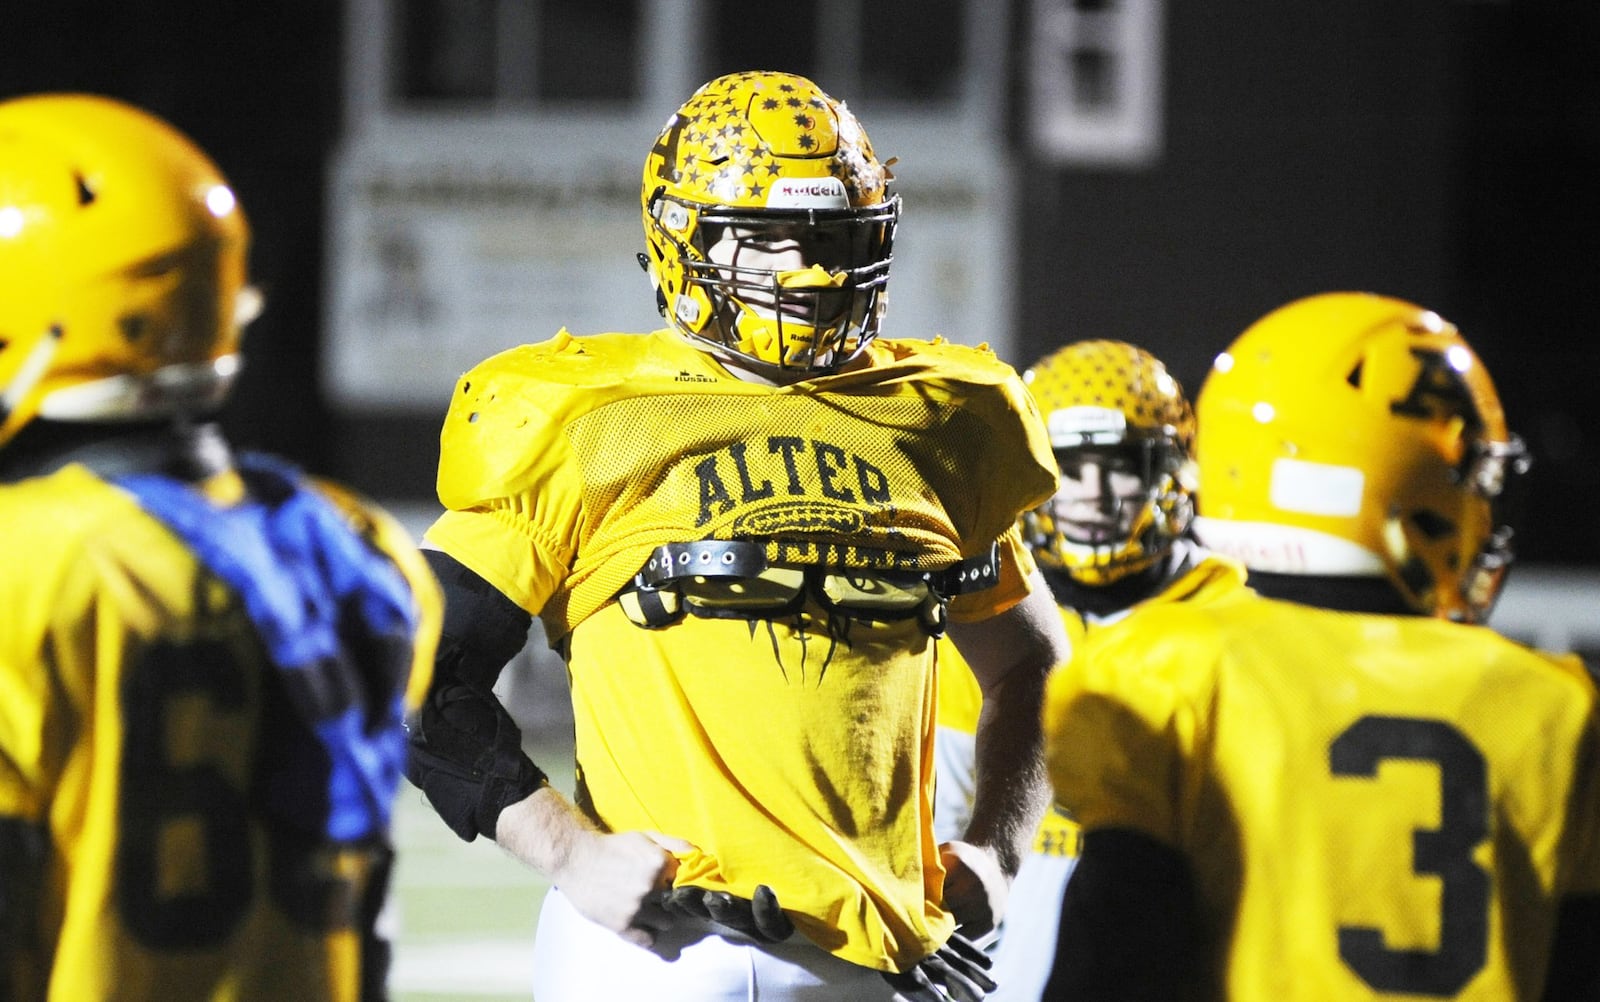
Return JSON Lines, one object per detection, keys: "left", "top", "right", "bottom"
{"left": 1021, "top": 340, "right": 1197, "bottom": 585}
{"left": 640, "top": 71, "right": 898, "bottom": 378}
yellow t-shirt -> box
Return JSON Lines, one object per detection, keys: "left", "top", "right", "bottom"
{"left": 0, "top": 463, "right": 440, "bottom": 1001}
{"left": 935, "top": 548, "right": 1248, "bottom": 856}
{"left": 425, "top": 328, "right": 1057, "bottom": 972}
{"left": 1044, "top": 590, "right": 1600, "bottom": 1001}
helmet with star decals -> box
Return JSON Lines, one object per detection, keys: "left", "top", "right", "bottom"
{"left": 1021, "top": 340, "right": 1197, "bottom": 585}
{"left": 639, "top": 71, "right": 899, "bottom": 378}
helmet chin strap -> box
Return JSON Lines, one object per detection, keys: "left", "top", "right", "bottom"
{"left": 679, "top": 283, "right": 859, "bottom": 383}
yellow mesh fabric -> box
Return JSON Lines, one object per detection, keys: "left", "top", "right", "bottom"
{"left": 431, "top": 329, "right": 1055, "bottom": 637}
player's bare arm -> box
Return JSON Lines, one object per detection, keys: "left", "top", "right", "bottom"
{"left": 943, "top": 573, "right": 1068, "bottom": 929}
{"left": 409, "top": 550, "right": 699, "bottom": 947}
{"left": 495, "top": 786, "right": 690, "bottom": 947}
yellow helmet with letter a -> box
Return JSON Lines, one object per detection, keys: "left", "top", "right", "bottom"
{"left": 640, "top": 70, "right": 898, "bottom": 377}
{"left": 1194, "top": 292, "right": 1527, "bottom": 623}
{"left": 1021, "top": 339, "right": 1197, "bottom": 585}
{"left": 0, "top": 93, "right": 253, "bottom": 449}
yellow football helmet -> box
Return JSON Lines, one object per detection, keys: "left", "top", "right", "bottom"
{"left": 1020, "top": 340, "right": 1197, "bottom": 586}
{"left": 0, "top": 93, "right": 253, "bottom": 450}
{"left": 640, "top": 71, "right": 898, "bottom": 377}
{"left": 1194, "top": 292, "right": 1528, "bottom": 623}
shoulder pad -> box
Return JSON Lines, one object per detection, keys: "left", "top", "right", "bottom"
{"left": 436, "top": 329, "right": 708, "bottom": 509}
{"left": 454, "top": 328, "right": 732, "bottom": 402}
{"left": 462, "top": 329, "right": 649, "bottom": 392}
{"left": 867, "top": 336, "right": 1021, "bottom": 387}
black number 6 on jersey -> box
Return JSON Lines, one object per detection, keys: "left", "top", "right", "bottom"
{"left": 116, "top": 636, "right": 252, "bottom": 949}
{"left": 1329, "top": 715, "right": 1490, "bottom": 996}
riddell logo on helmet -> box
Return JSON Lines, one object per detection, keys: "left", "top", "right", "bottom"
{"left": 767, "top": 178, "right": 848, "bottom": 210}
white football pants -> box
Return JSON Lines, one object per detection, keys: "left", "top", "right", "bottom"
{"left": 530, "top": 887, "right": 910, "bottom": 1001}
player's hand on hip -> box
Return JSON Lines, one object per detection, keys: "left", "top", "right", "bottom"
{"left": 556, "top": 829, "right": 692, "bottom": 947}
{"left": 938, "top": 840, "right": 1010, "bottom": 935}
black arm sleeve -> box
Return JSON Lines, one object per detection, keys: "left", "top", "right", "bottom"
{"left": 404, "top": 549, "right": 548, "bottom": 843}
{"left": 1042, "top": 827, "right": 1203, "bottom": 1002}
{"left": 1543, "top": 894, "right": 1600, "bottom": 1002}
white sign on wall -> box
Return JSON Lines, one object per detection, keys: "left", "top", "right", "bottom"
{"left": 323, "top": 0, "right": 1023, "bottom": 411}
{"left": 325, "top": 152, "right": 658, "bottom": 408}
{"left": 324, "top": 148, "right": 1018, "bottom": 407}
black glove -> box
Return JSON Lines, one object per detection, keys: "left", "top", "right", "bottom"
{"left": 658, "top": 884, "right": 795, "bottom": 943}
{"left": 881, "top": 931, "right": 998, "bottom": 1002}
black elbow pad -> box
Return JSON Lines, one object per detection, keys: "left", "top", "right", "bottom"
{"left": 407, "top": 550, "right": 547, "bottom": 841}
{"left": 405, "top": 683, "right": 547, "bottom": 841}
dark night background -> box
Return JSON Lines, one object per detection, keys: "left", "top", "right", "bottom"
{"left": 4, "top": 1, "right": 1597, "bottom": 566}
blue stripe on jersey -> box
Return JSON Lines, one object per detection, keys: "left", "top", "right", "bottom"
{"left": 115, "top": 453, "right": 416, "bottom": 842}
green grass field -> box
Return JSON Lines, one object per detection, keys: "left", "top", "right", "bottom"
{"left": 383, "top": 503, "right": 575, "bottom": 1000}
{"left": 388, "top": 738, "right": 573, "bottom": 1001}
{"left": 387, "top": 792, "right": 543, "bottom": 1000}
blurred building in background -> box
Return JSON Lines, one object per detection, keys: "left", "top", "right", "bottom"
{"left": 5, "top": 0, "right": 1597, "bottom": 584}
{"left": 5, "top": 12, "right": 1595, "bottom": 994}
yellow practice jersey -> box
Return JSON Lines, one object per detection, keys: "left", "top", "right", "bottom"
{"left": 0, "top": 463, "right": 440, "bottom": 1001}
{"left": 1044, "top": 590, "right": 1600, "bottom": 1001}
{"left": 426, "top": 328, "right": 1057, "bottom": 972}
{"left": 936, "top": 547, "right": 1248, "bottom": 858}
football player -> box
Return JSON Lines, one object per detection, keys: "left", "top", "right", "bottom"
{"left": 1041, "top": 292, "right": 1600, "bottom": 1000}
{"left": 933, "top": 340, "right": 1247, "bottom": 1001}
{"left": 0, "top": 94, "right": 441, "bottom": 1000}
{"left": 403, "top": 71, "right": 1070, "bottom": 1000}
